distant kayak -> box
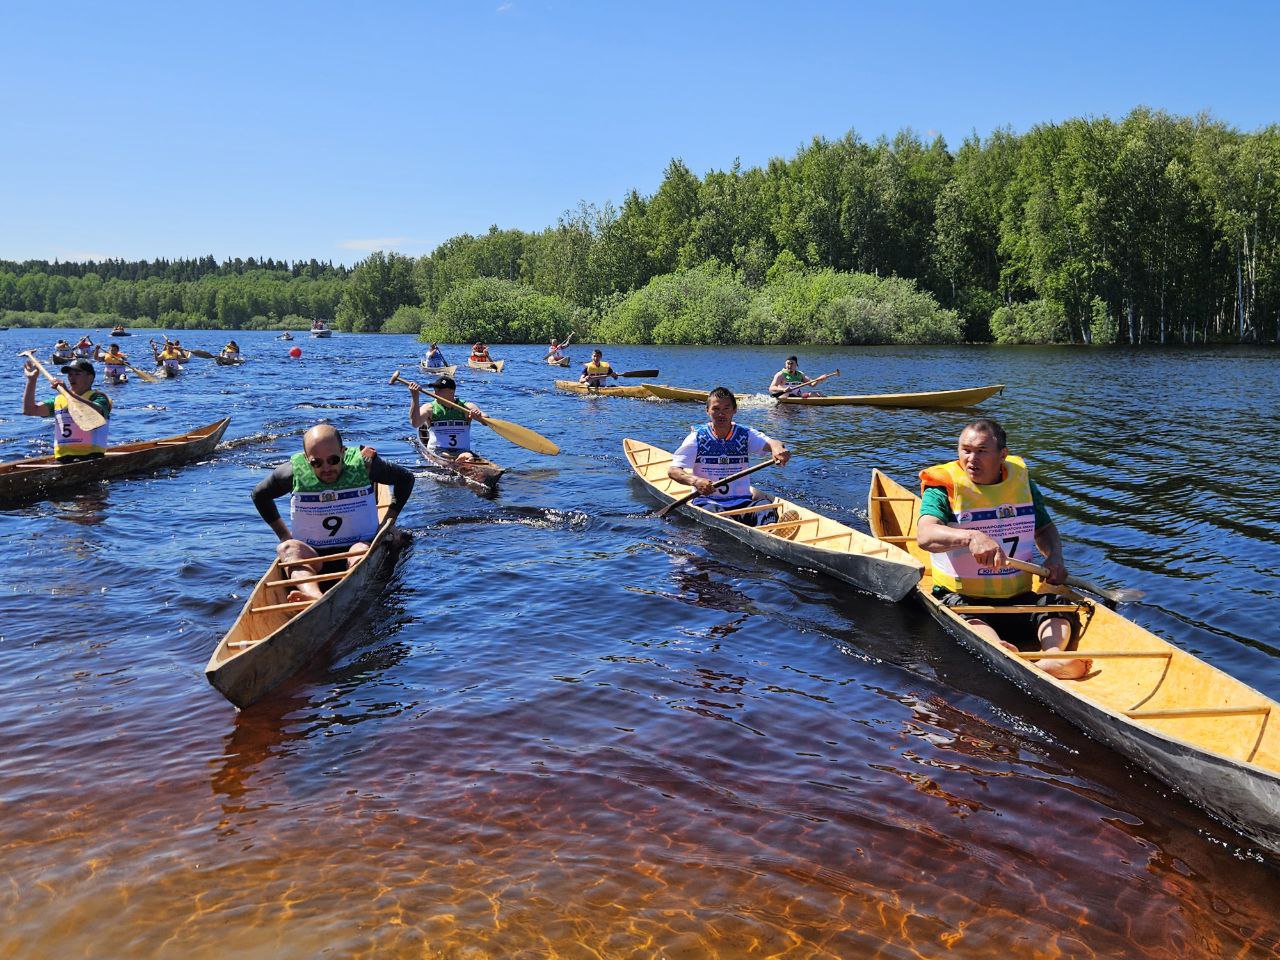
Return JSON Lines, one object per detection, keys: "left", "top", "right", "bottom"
{"left": 643, "top": 383, "right": 1004, "bottom": 408}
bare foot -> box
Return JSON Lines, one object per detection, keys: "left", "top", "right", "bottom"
{"left": 286, "top": 585, "right": 322, "bottom": 603}
{"left": 1035, "top": 654, "right": 1093, "bottom": 680}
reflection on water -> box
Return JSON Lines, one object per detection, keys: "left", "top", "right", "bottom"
{"left": 1, "top": 331, "right": 1278, "bottom": 958}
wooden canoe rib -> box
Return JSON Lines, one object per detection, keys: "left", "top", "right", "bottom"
{"left": 467, "top": 359, "right": 505, "bottom": 373}
{"left": 625, "top": 439, "right": 922, "bottom": 602}
{"left": 418, "top": 363, "right": 457, "bottom": 376}
{"left": 412, "top": 430, "right": 504, "bottom": 497}
{"left": 0, "top": 417, "right": 230, "bottom": 506}
{"left": 557, "top": 380, "right": 650, "bottom": 399}
{"left": 866, "top": 468, "right": 1280, "bottom": 855}
{"left": 204, "top": 486, "right": 408, "bottom": 710}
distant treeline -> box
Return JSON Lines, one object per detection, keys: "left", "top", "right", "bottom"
{"left": 5, "top": 108, "right": 1278, "bottom": 345}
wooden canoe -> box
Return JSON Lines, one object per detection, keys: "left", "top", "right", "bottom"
{"left": 418, "top": 363, "right": 457, "bottom": 376}
{"left": 215, "top": 355, "right": 245, "bottom": 366}
{"left": 625, "top": 439, "right": 922, "bottom": 601}
{"left": 412, "top": 429, "right": 504, "bottom": 496}
{"left": 779, "top": 384, "right": 1004, "bottom": 407}
{"left": 0, "top": 417, "right": 230, "bottom": 506}
{"left": 467, "top": 358, "right": 505, "bottom": 373}
{"left": 557, "top": 380, "right": 650, "bottom": 399}
{"left": 204, "top": 485, "right": 408, "bottom": 709}
{"left": 546, "top": 355, "right": 570, "bottom": 367}
{"left": 867, "top": 468, "right": 1280, "bottom": 855}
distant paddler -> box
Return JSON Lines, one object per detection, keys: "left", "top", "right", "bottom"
{"left": 94, "top": 343, "right": 130, "bottom": 384}
{"left": 407, "top": 374, "right": 488, "bottom": 461}
{"left": 768, "top": 356, "right": 838, "bottom": 399}
{"left": 221, "top": 339, "right": 241, "bottom": 360}
{"left": 151, "top": 338, "right": 189, "bottom": 376}
{"left": 579, "top": 348, "right": 619, "bottom": 389}
{"left": 424, "top": 342, "right": 448, "bottom": 368}
{"left": 545, "top": 333, "right": 573, "bottom": 361}
{"left": 251, "top": 424, "right": 415, "bottom": 602}
{"left": 469, "top": 342, "right": 493, "bottom": 363}
{"left": 666, "top": 386, "right": 790, "bottom": 526}
{"left": 73, "top": 334, "right": 95, "bottom": 359}
{"left": 21, "top": 357, "right": 112, "bottom": 461}
{"left": 915, "top": 416, "right": 1089, "bottom": 680}
{"left": 51, "top": 339, "right": 75, "bottom": 364}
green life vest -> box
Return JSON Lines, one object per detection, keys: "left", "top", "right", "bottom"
{"left": 289, "top": 446, "right": 379, "bottom": 547}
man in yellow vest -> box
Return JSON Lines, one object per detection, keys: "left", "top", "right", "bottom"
{"left": 916, "top": 417, "right": 1089, "bottom": 680}
{"left": 579, "top": 349, "right": 618, "bottom": 389}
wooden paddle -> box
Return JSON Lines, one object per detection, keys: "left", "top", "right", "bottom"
{"left": 656, "top": 457, "right": 777, "bottom": 518}
{"left": 774, "top": 368, "right": 839, "bottom": 398}
{"left": 618, "top": 369, "right": 659, "bottom": 378}
{"left": 186, "top": 348, "right": 218, "bottom": 360}
{"left": 389, "top": 370, "right": 560, "bottom": 456}
{"left": 18, "top": 350, "right": 108, "bottom": 430}
{"left": 1004, "top": 557, "right": 1144, "bottom": 605}
{"left": 126, "top": 362, "right": 161, "bottom": 383}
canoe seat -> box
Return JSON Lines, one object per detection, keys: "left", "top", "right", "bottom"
{"left": 756, "top": 516, "right": 819, "bottom": 534}
{"left": 266, "top": 570, "right": 350, "bottom": 588}
{"left": 714, "top": 501, "right": 783, "bottom": 518}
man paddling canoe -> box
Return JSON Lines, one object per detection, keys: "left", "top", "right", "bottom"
{"left": 469, "top": 342, "right": 493, "bottom": 363}
{"left": 667, "top": 386, "right": 790, "bottom": 526}
{"left": 21, "top": 358, "right": 112, "bottom": 461}
{"left": 94, "top": 343, "right": 130, "bottom": 384}
{"left": 407, "top": 374, "right": 488, "bottom": 462}
{"left": 221, "top": 340, "right": 241, "bottom": 360}
{"left": 424, "top": 343, "right": 448, "bottom": 368}
{"left": 251, "top": 424, "right": 415, "bottom": 602}
{"left": 51, "top": 339, "right": 75, "bottom": 364}
{"left": 546, "top": 333, "right": 572, "bottom": 362}
{"left": 915, "top": 417, "right": 1089, "bottom": 680}
{"left": 580, "top": 348, "right": 618, "bottom": 389}
{"left": 769, "top": 356, "right": 823, "bottom": 398}
{"left": 151, "top": 339, "right": 189, "bottom": 376}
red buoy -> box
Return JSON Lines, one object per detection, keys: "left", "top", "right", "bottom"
{"left": 289, "top": 346, "right": 302, "bottom": 359}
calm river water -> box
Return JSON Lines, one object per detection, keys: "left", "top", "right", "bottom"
{"left": 2, "top": 329, "right": 1278, "bottom": 958}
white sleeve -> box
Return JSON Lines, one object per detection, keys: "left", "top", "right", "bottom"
{"left": 670, "top": 431, "right": 699, "bottom": 469}
{"left": 745, "top": 427, "right": 774, "bottom": 456}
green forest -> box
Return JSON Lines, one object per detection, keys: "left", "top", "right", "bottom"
{"left": 4, "top": 108, "right": 1277, "bottom": 346}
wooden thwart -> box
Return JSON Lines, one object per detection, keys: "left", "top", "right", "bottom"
{"left": 266, "top": 570, "right": 350, "bottom": 588}
{"left": 952, "top": 604, "right": 1084, "bottom": 614}
{"left": 756, "top": 516, "right": 819, "bottom": 534}
{"left": 1015, "top": 650, "right": 1172, "bottom": 659}
{"left": 277, "top": 548, "right": 369, "bottom": 568}
{"left": 713, "top": 501, "right": 783, "bottom": 518}
{"left": 1126, "top": 705, "right": 1271, "bottom": 721}
{"left": 249, "top": 599, "right": 316, "bottom": 614}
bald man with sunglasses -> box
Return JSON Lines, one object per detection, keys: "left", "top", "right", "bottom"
{"left": 251, "top": 424, "right": 415, "bottom": 601}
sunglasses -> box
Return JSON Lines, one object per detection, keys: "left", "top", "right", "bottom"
{"left": 308, "top": 453, "right": 343, "bottom": 468}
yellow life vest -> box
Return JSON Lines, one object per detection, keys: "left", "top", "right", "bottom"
{"left": 919, "top": 456, "right": 1037, "bottom": 598}
{"left": 52, "top": 390, "right": 111, "bottom": 457}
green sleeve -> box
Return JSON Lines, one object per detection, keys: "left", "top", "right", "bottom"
{"left": 43, "top": 395, "right": 57, "bottom": 414}
{"left": 1030, "top": 480, "right": 1052, "bottom": 529}
{"left": 919, "top": 486, "right": 953, "bottom": 523}
{"left": 90, "top": 393, "right": 112, "bottom": 419}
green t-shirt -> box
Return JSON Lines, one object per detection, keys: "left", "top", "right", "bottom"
{"left": 920, "top": 480, "right": 1052, "bottom": 529}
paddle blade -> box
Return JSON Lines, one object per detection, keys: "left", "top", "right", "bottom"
{"left": 619, "top": 369, "right": 659, "bottom": 378}
{"left": 483, "top": 416, "right": 559, "bottom": 455}
{"left": 188, "top": 348, "right": 216, "bottom": 360}
{"left": 128, "top": 364, "right": 161, "bottom": 383}
{"left": 62, "top": 394, "right": 107, "bottom": 430}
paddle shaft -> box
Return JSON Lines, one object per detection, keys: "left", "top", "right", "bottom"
{"left": 656, "top": 457, "right": 777, "bottom": 518}
{"left": 777, "top": 368, "right": 839, "bottom": 397}
{"left": 389, "top": 369, "right": 559, "bottom": 455}
{"left": 18, "top": 351, "right": 107, "bottom": 429}
{"left": 1004, "top": 557, "right": 1142, "bottom": 604}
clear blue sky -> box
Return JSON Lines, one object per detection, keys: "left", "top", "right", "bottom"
{"left": 2, "top": 0, "right": 1275, "bottom": 266}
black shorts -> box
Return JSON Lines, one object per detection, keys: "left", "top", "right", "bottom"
{"left": 932, "top": 588, "right": 1080, "bottom": 650}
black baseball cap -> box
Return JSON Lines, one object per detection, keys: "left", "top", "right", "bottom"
{"left": 430, "top": 375, "right": 456, "bottom": 389}
{"left": 61, "top": 359, "right": 95, "bottom": 376}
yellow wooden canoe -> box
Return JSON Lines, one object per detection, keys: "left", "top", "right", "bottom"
{"left": 780, "top": 384, "right": 1004, "bottom": 407}
{"left": 204, "top": 486, "right": 409, "bottom": 709}
{"left": 867, "top": 468, "right": 1280, "bottom": 855}
{"left": 626, "top": 439, "right": 922, "bottom": 601}
{"left": 467, "top": 358, "right": 505, "bottom": 373}
{"left": 556, "top": 380, "right": 650, "bottom": 399}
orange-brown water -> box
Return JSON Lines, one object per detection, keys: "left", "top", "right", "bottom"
{"left": 3, "top": 334, "right": 1279, "bottom": 958}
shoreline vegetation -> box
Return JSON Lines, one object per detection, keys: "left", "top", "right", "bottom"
{"left": 3, "top": 108, "right": 1277, "bottom": 347}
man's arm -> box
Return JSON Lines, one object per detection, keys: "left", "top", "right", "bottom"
{"left": 1034, "top": 521, "right": 1067, "bottom": 584}
{"left": 367, "top": 455, "right": 415, "bottom": 519}
{"left": 251, "top": 463, "right": 296, "bottom": 542}
{"left": 21, "top": 365, "right": 52, "bottom": 417}
{"left": 408, "top": 383, "right": 431, "bottom": 428}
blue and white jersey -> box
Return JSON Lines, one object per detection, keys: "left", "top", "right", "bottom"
{"left": 670, "top": 423, "right": 773, "bottom": 500}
